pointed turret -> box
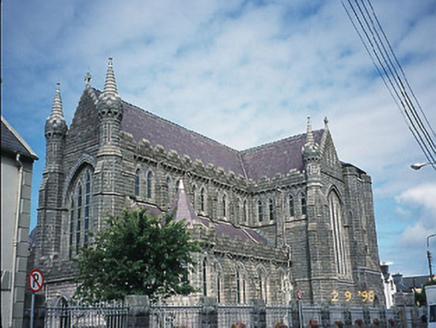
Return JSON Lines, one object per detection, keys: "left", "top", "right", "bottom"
{"left": 45, "top": 83, "right": 68, "bottom": 139}
{"left": 97, "top": 58, "right": 123, "bottom": 121}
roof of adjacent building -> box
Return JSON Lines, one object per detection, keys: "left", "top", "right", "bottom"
{"left": 121, "top": 101, "right": 324, "bottom": 180}
{"left": 1, "top": 115, "right": 38, "bottom": 161}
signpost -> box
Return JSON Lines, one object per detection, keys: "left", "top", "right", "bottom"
{"left": 296, "top": 288, "right": 303, "bottom": 328}
{"left": 29, "top": 269, "right": 44, "bottom": 328}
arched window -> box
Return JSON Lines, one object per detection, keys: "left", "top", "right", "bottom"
{"left": 289, "top": 195, "right": 295, "bottom": 217}
{"left": 175, "top": 179, "right": 180, "bottom": 196}
{"left": 202, "top": 258, "right": 207, "bottom": 297}
{"left": 217, "top": 272, "right": 221, "bottom": 303}
{"left": 69, "top": 198, "right": 74, "bottom": 258}
{"left": 258, "top": 200, "right": 263, "bottom": 222}
{"left": 222, "top": 194, "right": 227, "bottom": 217}
{"left": 301, "top": 192, "right": 307, "bottom": 216}
{"left": 166, "top": 177, "right": 172, "bottom": 203}
{"left": 200, "top": 187, "right": 206, "bottom": 212}
{"left": 191, "top": 185, "right": 196, "bottom": 209}
{"left": 146, "top": 171, "right": 153, "bottom": 199}
{"left": 243, "top": 200, "right": 248, "bottom": 222}
{"left": 269, "top": 198, "right": 274, "bottom": 221}
{"left": 258, "top": 268, "right": 267, "bottom": 302}
{"left": 236, "top": 270, "right": 241, "bottom": 303}
{"left": 76, "top": 185, "right": 82, "bottom": 253}
{"left": 135, "top": 169, "right": 140, "bottom": 197}
{"left": 84, "top": 172, "right": 91, "bottom": 247}
{"left": 329, "top": 190, "right": 348, "bottom": 275}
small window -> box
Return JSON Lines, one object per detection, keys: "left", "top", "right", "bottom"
{"left": 243, "top": 200, "right": 248, "bottom": 222}
{"left": 200, "top": 188, "right": 205, "bottom": 212}
{"left": 202, "top": 259, "right": 207, "bottom": 297}
{"left": 69, "top": 198, "right": 74, "bottom": 258}
{"left": 269, "top": 198, "right": 274, "bottom": 221}
{"left": 222, "top": 194, "right": 227, "bottom": 217}
{"left": 289, "top": 195, "right": 295, "bottom": 217}
{"left": 135, "top": 169, "right": 140, "bottom": 196}
{"left": 258, "top": 200, "right": 263, "bottom": 222}
{"left": 166, "top": 177, "right": 171, "bottom": 203}
{"left": 301, "top": 192, "right": 307, "bottom": 216}
{"left": 146, "top": 171, "right": 153, "bottom": 199}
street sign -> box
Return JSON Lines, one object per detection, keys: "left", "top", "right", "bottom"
{"left": 28, "top": 269, "right": 44, "bottom": 293}
{"left": 297, "top": 288, "right": 303, "bottom": 300}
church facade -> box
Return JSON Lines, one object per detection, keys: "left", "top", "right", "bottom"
{"left": 33, "top": 58, "right": 384, "bottom": 306}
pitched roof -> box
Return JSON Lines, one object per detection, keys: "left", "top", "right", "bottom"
{"left": 1, "top": 116, "right": 38, "bottom": 161}
{"left": 120, "top": 101, "right": 324, "bottom": 180}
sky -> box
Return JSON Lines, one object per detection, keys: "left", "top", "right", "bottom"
{"left": 2, "top": 0, "right": 435, "bottom": 277}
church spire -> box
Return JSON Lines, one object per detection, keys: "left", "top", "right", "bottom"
{"left": 104, "top": 58, "right": 118, "bottom": 94}
{"left": 305, "top": 116, "right": 315, "bottom": 147}
{"left": 97, "top": 57, "right": 123, "bottom": 121}
{"left": 302, "top": 116, "right": 320, "bottom": 161}
{"left": 45, "top": 83, "right": 67, "bottom": 138}
{"left": 51, "top": 83, "right": 64, "bottom": 118}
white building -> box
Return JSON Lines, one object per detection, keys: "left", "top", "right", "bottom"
{"left": 1, "top": 116, "right": 38, "bottom": 328}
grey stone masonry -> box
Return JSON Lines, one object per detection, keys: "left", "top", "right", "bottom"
{"left": 32, "top": 59, "right": 385, "bottom": 308}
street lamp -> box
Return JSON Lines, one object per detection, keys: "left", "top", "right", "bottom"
{"left": 427, "top": 233, "right": 436, "bottom": 280}
{"left": 411, "top": 162, "right": 436, "bottom": 170}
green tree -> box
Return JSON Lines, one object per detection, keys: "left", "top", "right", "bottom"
{"left": 74, "top": 209, "right": 200, "bottom": 303}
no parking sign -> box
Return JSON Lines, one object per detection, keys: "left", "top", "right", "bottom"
{"left": 28, "top": 269, "right": 44, "bottom": 293}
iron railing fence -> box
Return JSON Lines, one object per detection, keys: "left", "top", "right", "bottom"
{"left": 45, "top": 302, "right": 128, "bottom": 328}
{"left": 149, "top": 305, "right": 202, "bottom": 328}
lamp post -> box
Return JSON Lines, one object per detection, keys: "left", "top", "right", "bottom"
{"left": 427, "top": 233, "right": 436, "bottom": 280}
{"left": 411, "top": 162, "right": 436, "bottom": 170}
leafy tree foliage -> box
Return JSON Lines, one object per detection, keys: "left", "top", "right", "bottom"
{"left": 74, "top": 209, "right": 200, "bottom": 303}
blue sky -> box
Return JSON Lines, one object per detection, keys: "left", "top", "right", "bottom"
{"left": 2, "top": 0, "right": 435, "bottom": 277}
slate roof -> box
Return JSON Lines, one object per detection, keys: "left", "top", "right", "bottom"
{"left": 1, "top": 116, "right": 38, "bottom": 161}
{"left": 120, "top": 101, "right": 324, "bottom": 180}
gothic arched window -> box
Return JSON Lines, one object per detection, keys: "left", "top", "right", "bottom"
{"left": 146, "top": 171, "right": 153, "bottom": 199}
{"left": 222, "top": 194, "right": 227, "bottom": 217}
{"left": 289, "top": 195, "right": 295, "bottom": 217}
{"left": 202, "top": 258, "right": 207, "bottom": 297}
{"left": 301, "top": 192, "right": 307, "bottom": 216}
{"left": 329, "top": 190, "right": 348, "bottom": 275}
{"left": 84, "top": 172, "right": 91, "bottom": 247}
{"left": 135, "top": 169, "right": 140, "bottom": 197}
{"left": 166, "top": 177, "right": 172, "bottom": 204}
{"left": 76, "top": 184, "right": 82, "bottom": 253}
{"left": 269, "top": 198, "right": 274, "bottom": 221}
{"left": 69, "top": 198, "right": 74, "bottom": 258}
{"left": 258, "top": 200, "right": 263, "bottom": 222}
{"left": 200, "top": 187, "right": 206, "bottom": 212}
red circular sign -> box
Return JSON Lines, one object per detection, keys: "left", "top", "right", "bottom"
{"left": 28, "top": 269, "right": 44, "bottom": 293}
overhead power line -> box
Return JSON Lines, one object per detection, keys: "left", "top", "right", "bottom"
{"left": 342, "top": 0, "right": 436, "bottom": 170}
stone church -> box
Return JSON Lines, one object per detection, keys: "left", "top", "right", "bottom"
{"left": 33, "top": 58, "right": 384, "bottom": 306}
